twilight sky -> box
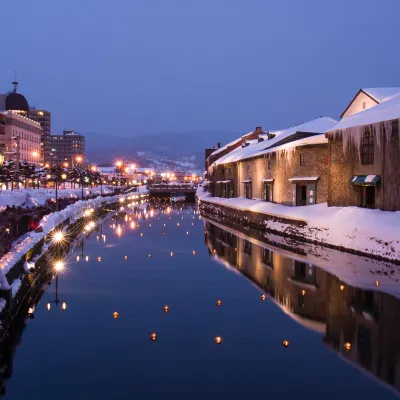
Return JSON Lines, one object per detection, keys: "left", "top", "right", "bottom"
{"left": 1, "top": 0, "right": 399, "bottom": 137}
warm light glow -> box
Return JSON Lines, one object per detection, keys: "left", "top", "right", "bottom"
{"left": 32, "top": 151, "right": 39, "bottom": 158}
{"left": 61, "top": 173, "right": 67, "bottom": 180}
{"left": 340, "top": 285, "right": 345, "bottom": 291}
{"left": 216, "top": 300, "right": 222, "bottom": 307}
{"left": 54, "top": 261, "right": 65, "bottom": 272}
{"left": 282, "top": 340, "right": 290, "bottom": 348}
{"left": 113, "top": 311, "right": 119, "bottom": 319}
{"left": 98, "top": 257, "right": 102, "bottom": 262}
{"left": 53, "top": 231, "right": 64, "bottom": 243}
{"left": 47, "top": 302, "right": 51, "bottom": 311}
{"left": 63, "top": 162, "right": 69, "bottom": 168}
{"left": 62, "top": 301, "right": 67, "bottom": 311}
{"left": 150, "top": 332, "right": 157, "bottom": 341}
{"left": 301, "top": 289, "right": 306, "bottom": 296}
{"left": 261, "top": 294, "right": 266, "bottom": 301}
{"left": 76, "top": 156, "right": 83, "bottom": 163}
{"left": 344, "top": 342, "right": 352, "bottom": 351}
{"left": 192, "top": 250, "right": 196, "bottom": 255}
{"left": 116, "top": 160, "right": 122, "bottom": 167}
{"left": 85, "top": 256, "right": 89, "bottom": 262}
{"left": 215, "top": 336, "right": 222, "bottom": 344}
{"left": 124, "top": 255, "right": 128, "bottom": 260}
{"left": 148, "top": 254, "right": 152, "bottom": 258}
{"left": 375, "top": 280, "right": 380, "bottom": 287}
{"left": 91, "top": 166, "right": 97, "bottom": 172}
{"left": 164, "top": 305, "right": 170, "bottom": 313}
{"left": 170, "top": 252, "right": 174, "bottom": 257}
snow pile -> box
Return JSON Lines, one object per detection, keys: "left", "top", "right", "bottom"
{"left": 214, "top": 117, "right": 337, "bottom": 165}
{"left": 0, "top": 186, "right": 114, "bottom": 212}
{"left": 199, "top": 193, "right": 400, "bottom": 261}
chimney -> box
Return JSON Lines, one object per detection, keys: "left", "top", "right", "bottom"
{"left": 255, "top": 127, "right": 262, "bottom": 132}
{"left": 217, "top": 142, "right": 221, "bottom": 148}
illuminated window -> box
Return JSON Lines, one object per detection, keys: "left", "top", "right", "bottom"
{"left": 362, "top": 127, "right": 374, "bottom": 164}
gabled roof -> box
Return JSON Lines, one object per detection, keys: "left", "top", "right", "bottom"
{"left": 340, "top": 87, "right": 400, "bottom": 118}
{"left": 328, "top": 92, "right": 400, "bottom": 132}
{"left": 363, "top": 87, "right": 400, "bottom": 103}
{"left": 214, "top": 117, "right": 337, "bottom": 165}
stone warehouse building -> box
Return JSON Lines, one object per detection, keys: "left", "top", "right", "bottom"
{"left": 206, "top": 126, "right": 269, "bottom": 171}
{"left": 327, "top": 88, "right": 400, "bottom": 211}
{"left": 208, "top": 117, "right": 337, "bottom": 205}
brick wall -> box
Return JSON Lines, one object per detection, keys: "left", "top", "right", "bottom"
{"left": 238, "top": 144, "right": 329, "bottom": 205}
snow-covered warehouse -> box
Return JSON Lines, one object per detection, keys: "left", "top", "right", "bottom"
{"left": 209, "top": 117, "right": 337, "bottom": 205}
{"left": 327, "top": 88, "right": 400, "bottom": 211}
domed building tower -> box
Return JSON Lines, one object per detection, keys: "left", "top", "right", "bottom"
{"left": 5, "top": 81, "right": 30, "bottom": 117}
{"left": 0, "top": 82, "right": 41, "bottom": 166}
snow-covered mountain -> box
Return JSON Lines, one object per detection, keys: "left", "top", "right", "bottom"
{"left": 85, "top": 130, "right": 240, "bottom": 171}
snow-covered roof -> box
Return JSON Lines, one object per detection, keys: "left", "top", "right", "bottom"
{"left": 209, "top": 135, "right": 248, "bottom": 157}
{"left": 328, "top": 92, "right": 400, "bottom": 132}
{"left": 215, "top": 117, "right": 336, "bottom": 165}
{"left": 251, "top": 133, "right": 328, "bottom": 159}
{"left": 363, "top": 87, "right": 400, "bottom": 103}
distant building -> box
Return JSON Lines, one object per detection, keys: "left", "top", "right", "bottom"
{"left": 49, "top": 130, "right": 85, "bottom": 167}
{"left": 29, "top": 108, "right": 51, "bottom": 163}
{"left": 0, "top": 82, "right": 42, "bottom": 165}
{"left": 0, "top": 111, "right": 41, "bottom": 165}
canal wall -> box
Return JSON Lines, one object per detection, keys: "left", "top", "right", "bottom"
{"left": 198, "top": 195, "right": 400, "bottom": 264}
{"left": 0, "top": 192, "right": 149, "bottom": 338}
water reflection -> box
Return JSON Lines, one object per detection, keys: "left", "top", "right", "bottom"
{"left": 204, "top": 220, "right": 400, "bottom": 392}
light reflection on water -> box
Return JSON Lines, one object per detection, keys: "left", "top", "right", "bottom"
{"left": 0, "top": 201, "right": 399, "bottom": 400}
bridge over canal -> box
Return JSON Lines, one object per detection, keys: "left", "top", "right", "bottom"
{"left": 148, "top": 184, "right": 197, "bottom": 201}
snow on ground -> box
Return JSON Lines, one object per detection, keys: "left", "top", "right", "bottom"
{"left": 0, "top": 186, "right": 114, "bottom": 211}
{"left": 198, "top": 193, "right": 400, "bottom": 261}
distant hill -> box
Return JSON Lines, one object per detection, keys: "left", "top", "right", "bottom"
{"left": 84, "top": 130, "right": 240, "bottom": 171}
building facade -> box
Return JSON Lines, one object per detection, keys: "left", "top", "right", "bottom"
{"left": 29, "top": 108, "right": 51, "bottom": 164}
{"left": 49, "top": 130, "right": 85, "bottom": 167}
{"left": 0, "top": 111, "right": 41, "bottom": 165}
{"left": 209, "top": 118, "right": 336, "bottom": 206}
{"left": 327, "top": 88, "right": 400, "bottom": 211}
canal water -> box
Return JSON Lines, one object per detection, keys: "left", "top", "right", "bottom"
{"left": 1, "top": 201, "right": 400, "bottom": 399}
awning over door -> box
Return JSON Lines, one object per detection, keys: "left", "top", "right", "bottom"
{"left": 350, "top": 175, "right": 381, "bottom": 185}
{"left": 288, "top": 176, "right": 319, "bottom": 182}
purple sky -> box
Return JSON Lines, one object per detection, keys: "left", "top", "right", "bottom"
{"left": 1, "top": 0, "right": 399, "bottom": 136}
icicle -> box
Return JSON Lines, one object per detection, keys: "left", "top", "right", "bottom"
{"left": 374, "top": 122, "right": 382, "bottom": 149}
{"left": 384, "top": 120, "right": 393, "bottom": 146}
